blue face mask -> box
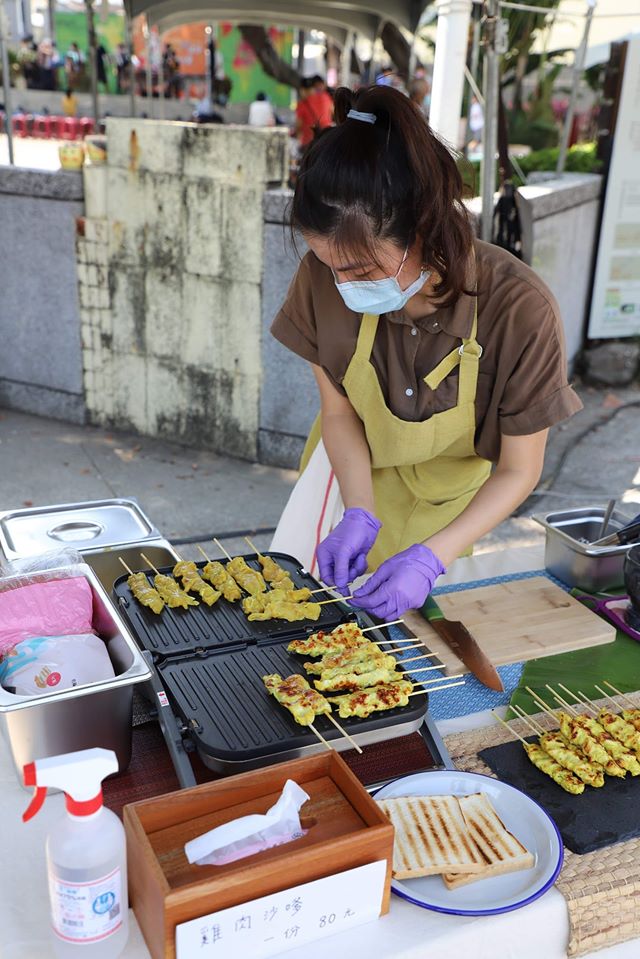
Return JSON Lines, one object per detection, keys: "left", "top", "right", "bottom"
{"left": 334, "top": 247, "right": 430, "bottom": 315}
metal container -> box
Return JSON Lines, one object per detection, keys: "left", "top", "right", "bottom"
{"left": 0, "top": 498, "right": 178, "bottom": 594}
{"left": 532, "top": 506, "right": 637, "bottom": 592}
{"left": 0, "top": 564, "right": 151, "bottom": 782}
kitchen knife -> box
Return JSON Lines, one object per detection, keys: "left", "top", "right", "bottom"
{"left": 422, "top": 594, "right": 504, "bottom": 692}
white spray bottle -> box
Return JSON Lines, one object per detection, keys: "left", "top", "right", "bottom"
{"left": 23, "top": 747, "right": 129, "bottom": 958}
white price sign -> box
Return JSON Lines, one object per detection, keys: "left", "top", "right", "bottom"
{"left": 175, "top": 860, "right": 387, "bottom": 959}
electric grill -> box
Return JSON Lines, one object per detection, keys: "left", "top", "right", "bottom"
{"left": 113, "top": 553, "right": 438, "bottom": 776}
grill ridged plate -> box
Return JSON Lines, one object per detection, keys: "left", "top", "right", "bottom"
{"left": 157, "top": 635, "right": 428, "bottom": 766}
{"left": 113, "top": 553, "right": 349, "bottom": 656}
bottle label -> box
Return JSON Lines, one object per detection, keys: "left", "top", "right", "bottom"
{"left": 49, "top": 865, "right": 123, "bottom": 943}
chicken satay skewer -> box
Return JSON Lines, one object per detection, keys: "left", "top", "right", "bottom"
{"left": 555, "top": 686, "right": 640, "bottom": 769}
{"left": 118, "top": 557, "right": 165, "bottom": 614}
{"left": 513, "top": 704, "right": 605, "bottom": 786}
{"left": 140, "top": 552, "right": 199, "bottom": 609}
{"left": 603, "top": 681, "right": 639, "bottom": 708}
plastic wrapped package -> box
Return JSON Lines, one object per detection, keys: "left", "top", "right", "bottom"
{"left": 0, "top": 547, "right": 84, "bottom": 577}
{"left": 184, "top": 780, "right": 310, "bottom": 866}
{"left": 0, "top": 633, "right": 115, "bottom": 695}
{"left": 0, "top": 573, "right": 96, "bottom": 657}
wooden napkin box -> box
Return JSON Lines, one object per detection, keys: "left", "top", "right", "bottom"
{"left": 124, "top": 751, "right": 394, "bottom": 959}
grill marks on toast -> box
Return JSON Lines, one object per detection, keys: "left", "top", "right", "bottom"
{"left": 378, "top": 796, "right": 486, "bottom": 878}
{"left": 378, "top": 792, "right": 534, "bottom": 885}
{"left": 443, "top": 793, "right": 535, "bottom": 889}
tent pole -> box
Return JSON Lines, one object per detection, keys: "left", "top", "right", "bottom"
{"left": 85, "top": 0, "right": 100, "bottom": 124}
{"left": 430, "top": 0, "right": 472, "bottom": 149}
{"left": 0, "top": 7, "right": 14, "bottom": 165}
{"left": 556, "top": 0, "right": 596, "bottom": 174}
{"left": 158, "top": 30, "right": 165, "bottom": 119}
{"left": 124, "top": 10, "right": 136, "bottom": 117}
{"left": 480, "top": 0, "right": 501, "bottom": 241}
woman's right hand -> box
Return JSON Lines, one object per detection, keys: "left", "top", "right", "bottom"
{"left": 316, "top": 508, "right": 382, "bottom": 594}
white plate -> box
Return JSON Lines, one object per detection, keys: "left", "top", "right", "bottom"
{"left": 374, "top": 769, "right": 563, "bottom": 916}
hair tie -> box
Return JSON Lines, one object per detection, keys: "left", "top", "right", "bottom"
{"left": 347, "top": 109, "right": 376, "bottom": 124}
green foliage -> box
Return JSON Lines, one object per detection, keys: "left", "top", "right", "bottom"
{"left": 509, "top": 112, "right": 558, "bottom": 151}
{"left": 459, "top": 142, "right": 602, "bottom": 194}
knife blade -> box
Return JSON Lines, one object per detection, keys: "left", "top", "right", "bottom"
{"left": 422, "top": 595, "right": 504, "bottom": 692}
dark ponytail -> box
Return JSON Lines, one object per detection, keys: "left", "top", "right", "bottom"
{"left": 292, "top": 85, "right": 473, "bottom": 307}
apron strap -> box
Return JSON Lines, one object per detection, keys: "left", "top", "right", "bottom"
{"left": 355, "top": 312, "right": 380, "bottom": 360}
{"left": 423, "top": 299, "right": 481, "bottom": 404}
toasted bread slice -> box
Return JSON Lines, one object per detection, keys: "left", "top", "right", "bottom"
{"left": 377, "top": 795, "right": 487, "bottom": 879}
{"left": 443, "top": 793, "right": 534, "bottom": 889}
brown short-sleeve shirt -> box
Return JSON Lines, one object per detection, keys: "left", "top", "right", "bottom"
{"left": 271, "top": 239, "right": 582, "bottom": 463}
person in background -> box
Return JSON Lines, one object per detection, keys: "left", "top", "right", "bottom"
{"left": 193, "top": 84, "right": 223, "bottom": 124}
{"left": 96, "top": 43, "right": 109, "bottom": 90}
{"left": 115, "top": 43, "right": 131, "bottom": 94}
{"left": 469, "top": 95, "right": 484, "bottom": 151}
{"left": 409, "top": 77, "right": 430, "bottom": 118}
{"left": 295, "top": 75, "right": 333, "bottom": 150}
{"left": 62, "top": 88, "right": 78, "bottom": 118}
{"left": 248, "top": 91, "right": 275, "bottom": 127}
{"left": 375, "top": 66, "right": 394, "bottom": 86}
{"left": 17, "top": 38, "right": 39, "bottom": 89}
{"left": 163, "top": 43, "right": 181, "bottom": 99}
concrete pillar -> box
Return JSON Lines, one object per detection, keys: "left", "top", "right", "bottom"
{"left": 429, "top": 0, "right": 472, "bottom": 149}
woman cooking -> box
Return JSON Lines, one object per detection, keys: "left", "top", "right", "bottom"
{"left": 271, "top": 85, "right": 582, "bottom": 621}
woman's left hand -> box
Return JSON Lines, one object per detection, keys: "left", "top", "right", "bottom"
{"left": 352, "top": 544, "right": 446, "bottom": 619}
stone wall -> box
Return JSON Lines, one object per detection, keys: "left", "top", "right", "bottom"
{"left": 81, "top": 118, "right": 289, "bottom": 460}
{"left": 0, "top": 167, "right": 85, "bottom": 422}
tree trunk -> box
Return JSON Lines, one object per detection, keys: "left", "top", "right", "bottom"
{"left": 380, "top": 21, "right": 418, "bottom": 82}
{"left": 239, "top": 24, "right": 302, "bottom": 89}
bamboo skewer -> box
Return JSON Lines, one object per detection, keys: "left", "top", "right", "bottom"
{"left": 118, "top": 557, "right": 135, "bottom": 576}
{"left": 491, "top": 709, "right": 531, "bottom": 746}
{"left": 557, "top": 683, "right": 592, "bottom": 713}
{"left": 594, "top": 684, "right": 621, "bottom": 709}
{"left": 213, "top": 537, "right": 232, "bottom": 561}
{"left": 325, "top": 713, "right": 363, "bottom": 753}
{"left": 309, "top": 724, "right": 333, "bottom": 751}
{"left": 408, "top": 679, "right": 465, "bottom": 697}
{"left": 603, "top": 681, "right": 639, "bottom": 708}
{"left": 545, "top": 685, "right": 580, "bottom": 716}
{"left": 361, "top": 620, "right": 406, "bottom": 633}
{"left": 317, "top": 595, "right": 354, "bottom": 605}
{"left": 140, "top": 552, "right": 162, "bottom": 576}
{"left": 197, "top": 545, "right": 211, "bottom": 563}
{"left": 576, "top": 691, "right": 598, "bottom": 716}
{"left": 511, "top": 703, "right": 546, "bottom": 735}
{"left": 244, "top": 536, "right": 262, "bottom": 556}
{"left": 524, "top": 685, "right": 562, "bottom": 719}
{"left": 396, "top": 653, "right": 441, "bottom": 666}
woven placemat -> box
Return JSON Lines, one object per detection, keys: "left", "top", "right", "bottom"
{"left": 444, "top": 694, "right": 640, "bottom": 957}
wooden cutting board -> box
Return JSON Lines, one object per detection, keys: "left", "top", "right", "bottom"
{"left": 402, "top": 576, "right": 616, "bottom": 676}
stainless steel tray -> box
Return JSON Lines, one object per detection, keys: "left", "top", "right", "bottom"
{"left": 0, "top": 498, "right": 160, "bottom": 560}
{"left": 532, "top": 506, "right": 635, "bottom": 591}
{"left": 0, "top": 564, "right": 151, "bottom": 779}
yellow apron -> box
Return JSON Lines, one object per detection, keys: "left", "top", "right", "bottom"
{"left": 301, "top": 303, "right": 492, "bottom": 568}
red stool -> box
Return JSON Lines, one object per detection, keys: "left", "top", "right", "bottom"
{"left": 78, "top": 117, "right": 95, "bottom": 137}
{"left": 33, "top": 115, "right": 55, "bottom": 138}
{"left": 12, "top": 114, "right": 29, "bottom": 137}
{"left": 61, "top": 117, "right": 81, "bottom": 140}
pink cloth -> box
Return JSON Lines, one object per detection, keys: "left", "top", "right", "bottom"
{"left": 0, "top": 576, "right": 95, "bottom": 656}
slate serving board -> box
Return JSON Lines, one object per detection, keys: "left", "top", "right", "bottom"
{"left": 479, "top": 736, "right": 640, "bottom": 854}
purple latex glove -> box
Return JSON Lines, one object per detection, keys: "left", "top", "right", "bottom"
{"left": 316, "top": 508, "right": 382, "bottom": 594}
{"left": 352, "top": 543, "right": 446, "bottom": 619}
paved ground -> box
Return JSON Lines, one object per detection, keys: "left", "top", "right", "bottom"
{"left": 0, "top": 134, "right": 62, "bottom": 170}
{"left": 1, "top": 379, "right": 639, "bottom": 566}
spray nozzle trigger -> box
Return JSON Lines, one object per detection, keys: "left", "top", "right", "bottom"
{"left": 23, "top": 762, "right": 47, "bottom": 822}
